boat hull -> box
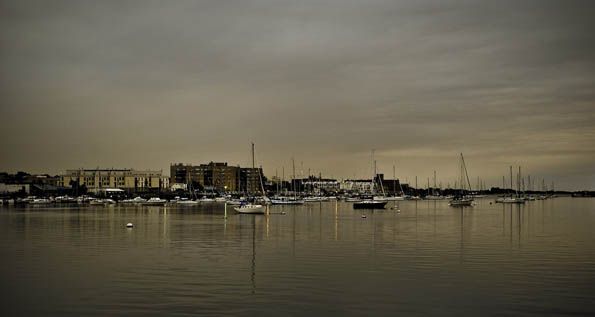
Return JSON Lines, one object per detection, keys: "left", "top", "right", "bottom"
{"left": 270, "top": 199, "right": 304, "bottom": 205}
{"left": 175, "top": 200, "right": 199, "bottom": 206}
{"left": 449, "top": 199, "right": 474, "bottom": 207}
{"left": 495, "top": 198, "right": 525, "bottom": 204}
{"left": 353, "top": 201, "right": 387, "bottom": 209}
{"left": 234, "top": 205, "right": 265, "bottom": 214}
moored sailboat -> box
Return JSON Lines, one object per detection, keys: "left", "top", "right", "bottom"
{"left": 449, "top": 153, "right": 474, "bottom": 207}
{"left": 234, "top": 143, "right": 266, "bottom": 214}
{"left": 352, "top": 150, "right": 387, "bottom": 210}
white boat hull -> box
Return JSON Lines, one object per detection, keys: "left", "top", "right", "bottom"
{"left": 449, "top": 198, "right": 474, "bottom": 206}
{"left": 175, "top": 200, "right": 199, "bottom": 205}
{"left": 234, "top": 204, "right": 265, "bottom": 214}
{"left": 495, "top": 197, "right": 525, "bottom": 204}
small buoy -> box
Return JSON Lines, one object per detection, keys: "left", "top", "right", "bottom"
{"left": 396, "top": 209, "right": 401, "bottom": 212}
{"left": 361, "top": 214, "right": 367, "bottom": 218}
{"left": 281, "top": 211, "right": 286, "bottom": 215}
{"left": 126, "top": 223, "right": 134, "bottom": 228}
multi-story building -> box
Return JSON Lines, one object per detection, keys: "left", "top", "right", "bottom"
{"left": 60, "top": 168, "right": 169, "bottom": 193}
{"left": 170, "top": 162, "right": 263, "bottom": 193}
{"left": 240, "top": 167, "right": 262, "bottom": 194}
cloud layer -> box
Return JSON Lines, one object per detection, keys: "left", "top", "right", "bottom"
{"left": 1, "top": 0, "right": 594, "bottom": 189}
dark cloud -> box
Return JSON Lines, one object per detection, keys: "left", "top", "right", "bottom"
{"left": 1, "top": 0, "right": 594, "bottom": 189}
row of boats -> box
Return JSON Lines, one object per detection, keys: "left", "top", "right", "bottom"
{"left": 10, "top": 192, "right": 557, "bottom": 207}
{"left": 494, "top": 194, "right": 556, "bottom": 204}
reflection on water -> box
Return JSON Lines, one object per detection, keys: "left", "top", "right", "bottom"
{"left": 1, "top": 198, "right": 595, "bottom": 316}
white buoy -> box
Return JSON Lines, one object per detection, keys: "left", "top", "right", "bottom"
{"left": 126, "top": 223, "right": 134, "bottom": 228}
{"left": 361, "top": 214, "right": 367, "bottom": 218}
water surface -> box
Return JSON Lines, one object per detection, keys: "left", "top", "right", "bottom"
{"left": 1, "top": 197, "right": 594, "bottom": 316}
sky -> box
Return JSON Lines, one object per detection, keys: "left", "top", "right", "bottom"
{"left": 0, "top": 0, "right": 594, "bottom": 190}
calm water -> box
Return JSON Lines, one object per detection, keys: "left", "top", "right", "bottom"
{"left": 1, "top": 197, "right": 595, "bottom": 316}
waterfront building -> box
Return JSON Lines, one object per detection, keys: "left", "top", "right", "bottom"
{"left": 339, "top": 175, "right": 403, "bottom": 195}
{"left": 60, "top": 168, "right": 169, "bottom": 193}
{"left": 241, "top": 167, "right": 262, "bottom": 194}
{"left": 340, "top": 179, "right": 375, "bottom": 193}
{"left": 170, "top": 162, "right": 264, "bottom": 193}
{"left": 0, "top": 183, "right": 30, "bottom": 195}
{"left": 300, "top": 178, "right": 340, "bottom": 193}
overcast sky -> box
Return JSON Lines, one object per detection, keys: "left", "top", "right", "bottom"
{"left": 1, "top": 0, "right": 594, "bottom": 190}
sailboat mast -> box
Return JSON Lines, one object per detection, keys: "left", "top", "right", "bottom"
{"left": 415, "top": 176, "right": 418, "bottom": 195}
{"left": 251, "top": 143, "right": 255, "bottom": 169}
{"left": 460, "top": 153, "right": 472, "bottom": 193}
{"left": 434, "top": 170, "right": 437, "bottom": 195}
{"left": 517, "top": 166, "right": 521, "bottom": 197}
{"left": 371, "top": 150, "right": 375, "bottom": 194}
{"left": 510, "top": 166, "right": 513, "bottom": 197}
{"left": 393, "top": 165, "right": 396, "bottom": 197}
{"left": 250, "top": 142, "right": 255, "bottom": 195}
{"left": 292, "top": 158, "right": 296, "bottom": 199}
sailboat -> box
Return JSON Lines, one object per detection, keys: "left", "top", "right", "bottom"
{"left": 353, "top": 150, "right": 388, "bottom": 209}
{"left": 270, "top": 158, "right": 304, "bottom": 205}
{"left": 175, "top": 173, "right": 199, "bottom": 205}
{"left": 449, "top": 153, "right": 474, "bottom": 207}
{"left": 234, "top": 143, "right": 266, "bottom": 214}
{"left": 425, "top": 170, "right": 445, "bottom": 200}
{"left": 383, "top": 165, "right": 405, "bottom": 201}
{"left": 496, "top": 166, "right": 525, "bottom": 204}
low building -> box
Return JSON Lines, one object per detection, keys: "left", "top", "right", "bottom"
{"left": 60, "top": 168, "right": 169, "bottom": 194}
{"left": 340, "top": 179, "right": 374, "bottom": 193}
{"left": 300, "top": 178, "right": 340, "bottom": 193}
{"left": 0, "top": 183, "right": 30, "bottom": 195}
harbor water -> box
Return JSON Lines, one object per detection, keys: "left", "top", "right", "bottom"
{"left": 1, "top": 197, "right": 594, "bottom": 316}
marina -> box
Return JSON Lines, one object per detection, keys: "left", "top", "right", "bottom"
{"left": 1, "top": 197, "right": 594, "bottom": 316}
{"left": 1, "top": 1, "right": 594, "bottom": 315}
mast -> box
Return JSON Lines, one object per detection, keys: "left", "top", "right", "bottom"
{"left": 374, "top": 159, "right": 386, "bottom": 196}
{"left": 502, "top": 176, "right": 505, "bottom": 192}
{"left": 251, "top": 142, "right": 255, "bottom": 195}
{"left": 371, "top": 150, "right": 375, "bottom": 194}
{"left": 292, "top": 158, "right": 296, "bottom": 199}
{"left": 393, "top": 165, "right": 396, "bottom": 197}
{"left": 258, "top": 165, "right": 266, "bottom": 197}
{"left": 510, "top": 166, "right": 513, "bottom": 198}
{"left": 300, "top": 161, "right": 303, "bottom": 196}
{"left": 308, "top": 168, "right": 311, "bottom": 195}
{"left": 415, "top": 175, "right": 418, "bottom": 196}
{"left": 460, "top": 153, "right": 472, "bottom": 195}
{"left": 434, "top": 170, "right": 437, "bottom": 195}
{"left": 459, "top": 154, "right": 464, "bottom": 195}
{"left": 276, "top": 169, "right": 279, "bottom": 195}
{"left": 282, "top": 166, "right": 285, "bottom": 194}
{"left": 517, "top": 166, "right": 521, "bottom": 197}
